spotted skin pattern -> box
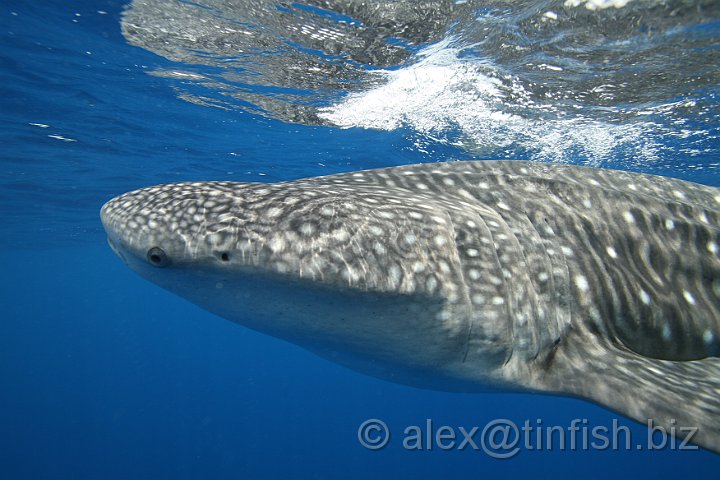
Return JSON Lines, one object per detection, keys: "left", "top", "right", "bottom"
{"left": 101, "top": 160, "right": 720, "bottom": 452}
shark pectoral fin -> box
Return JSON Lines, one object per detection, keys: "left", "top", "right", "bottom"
{"left": 536, "top": 330, "right": 720, "bottom": 453}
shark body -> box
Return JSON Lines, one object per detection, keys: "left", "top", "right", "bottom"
{"left": 100, "top": 160, "right": 720, "bottom": 451}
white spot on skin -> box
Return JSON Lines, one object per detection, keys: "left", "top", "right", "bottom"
{"left": 341, "top": 268, "right": 359, "bottom": 284}
{"left": 369, "top": 225, "right": 384, "bottom": 236}
{"left": 561, "top": 246, "right": 574, "bottom": 256}
{"left": 662, "top": 324, "right": 672, "bottom": 341}
{"left": 434, "top": 235, "right": 447, "bottom": 247}
{"left": 575, "top": 275, "right": 589, "bottom": 292}
{"left": 665, "top": 219, "right": 675, "bottom": 230}
{"left": 268, "top": 236, "right": 286, "bottom": 252}
{"left": 622, "top": 211, "right": 635, "bottom": 224}
{"left": 404, "top": 233, "right": 417, "bottom": 246}
{"left": 443, "top": 177, "right": 456, "bottom": 186}
{"left": 582, "top": 199, "right": 592, "bottom": 209}
{"left": 538, "top": 272, "right": 549, "bottom": 282}
{"left": 683, "top": 290, "right": 696, "bottom": 305}
{"left": 606, "top": 246, "right": 618, "bottom": 259}
{"left": 388, "top": 264, "right": 402, "bottom": 289}
{"left": 300, "top": 223, "right": 315, "bottom": 236}
{"left": 703, "top": 330, "right": 714, "bottom": 345}
{"left": 332, "top": 229, "right": 349, "bottom": 242}
{"left": 639, "top": 290, "right": 651, "bottom": 305}
{"left": 497, "top": 201, "right": 511, "bottom": 211}
{"left": 472, "top": 294, "right": 485, "bottom": 305}
{"left": 492, "top": 296, "right": 505, "bottom": 305}
{"left": 468, "top": 269, "right": 481, "bottom": 280}
{"left": 426, "top": 276, "right": 438, "bottom": 293}
{"left": 673, "top": 190, "right": 686, "bottom": 200}
{"left": 708, "top": 242, "right": 719, "bottom": 255}
{"left": 438, "top": 261, "right": 451, "bottom": 274}
{"left": 466, "top": 248, "right": 479, "bottom": 257}
{"left": 266, "top": 207, "right": 284, "bottom": 218}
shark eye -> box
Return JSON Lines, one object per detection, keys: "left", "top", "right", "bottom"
{"left": 146, "top": 247, "right": 170, "bottom": 267}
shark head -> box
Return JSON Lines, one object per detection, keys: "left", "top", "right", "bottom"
{"left": 100, "top": 178, "right": 512, "bottom": 391}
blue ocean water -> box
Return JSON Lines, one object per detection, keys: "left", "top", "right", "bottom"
{"left": 1, "top": 1, "right": 719, "bottom": 478}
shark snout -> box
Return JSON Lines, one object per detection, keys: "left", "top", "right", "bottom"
{"left": 106, "top": 235, "right": 127, "bottom": 264}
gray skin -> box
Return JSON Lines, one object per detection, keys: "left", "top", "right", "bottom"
{"left": 101, "top": 160, "right": 720, "bottom": 452}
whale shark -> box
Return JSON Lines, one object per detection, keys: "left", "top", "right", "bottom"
{"left": 100, "top": 160, "right": 720, "bottom": 452}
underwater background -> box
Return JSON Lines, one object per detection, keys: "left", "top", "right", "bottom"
{"left": 1, "top": 0, "right": 720, "bottom": 478}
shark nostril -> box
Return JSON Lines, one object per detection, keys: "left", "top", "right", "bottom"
{"left": 147, "top": 247, "right": 170, "bottom": 267}
{"left": 216, "top": 252, "right": 230, "bottom": 262}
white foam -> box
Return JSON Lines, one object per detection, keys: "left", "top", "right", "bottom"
{"left": 564, "top": 0, "right": 635, "bottom": 10}
{"left": 319, "top": 40, "right": 656, "bottom": 164}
